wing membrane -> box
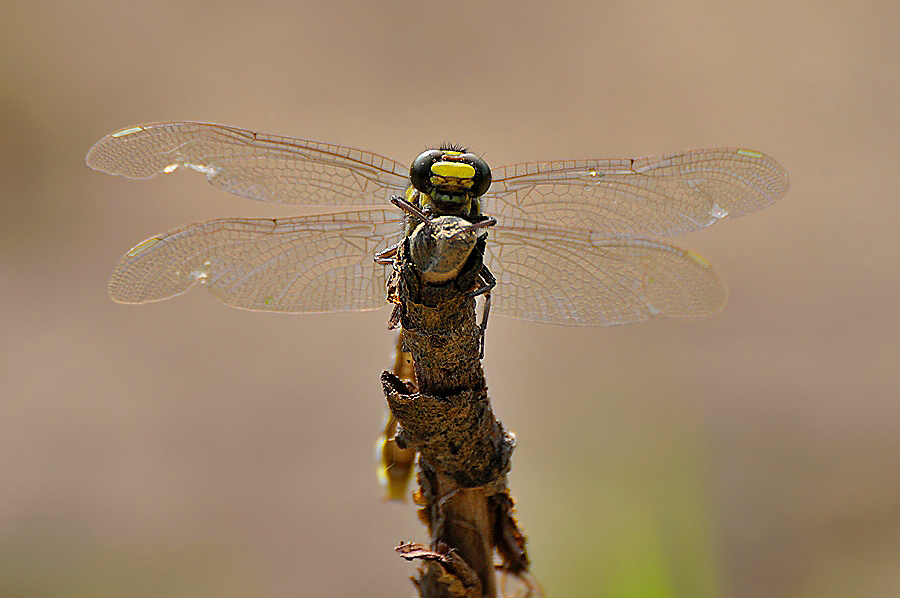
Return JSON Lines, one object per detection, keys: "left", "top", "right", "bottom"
{"left": 89, "top": 124, "right": 788, "bottom": 323}
{"left": 109, "top": 209, "right": 403, "bottom": 313}
{"left": 86, "top": 122, "right": 410, "bottom": 206}
{"left": 488, "top": 148, "right": 789, "bottom": 237}
{"left": 485, "top": 226, "right": 727, "bottom": 326}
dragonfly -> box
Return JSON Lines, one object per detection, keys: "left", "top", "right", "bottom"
{"left": 87, "top": 122, "right": 789, "bottom": 503}
{"left": 85, "top": 121, "right": 789, "bottom": 326}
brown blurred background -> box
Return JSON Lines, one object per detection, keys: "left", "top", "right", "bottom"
{"left": 2, "top": 1, "right": 898, "bottom": 596}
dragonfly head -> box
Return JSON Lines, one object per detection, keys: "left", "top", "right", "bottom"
{"left": 409, "top": 146, "right": 491, "bottom": 208}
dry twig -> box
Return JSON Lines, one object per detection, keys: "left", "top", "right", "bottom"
{"left": 382, "top": 224, "right": 530, "bottom": 598}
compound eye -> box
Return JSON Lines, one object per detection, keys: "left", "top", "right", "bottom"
{"left": 465, "top": 154, "right": 492, "bottom": 198}
{"left": 410, "top": 149, "right": 443, "bottom": 193}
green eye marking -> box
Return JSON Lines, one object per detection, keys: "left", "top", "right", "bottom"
{"left": 125, "top": 237, "right": 160, "bottom": 257}
{"left": 112, "top": 126, "right": 144, "bottom": 138}
{"left": 737, "top": 149, "right": 763, "bottom": 158}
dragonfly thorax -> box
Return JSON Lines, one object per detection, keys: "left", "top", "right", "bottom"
{"left": 408, "top": 215, "right": 483, "bottom": 284}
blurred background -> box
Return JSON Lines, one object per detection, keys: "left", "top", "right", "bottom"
{"left": 2, "top": 1, "right": 898, "bottom": 596}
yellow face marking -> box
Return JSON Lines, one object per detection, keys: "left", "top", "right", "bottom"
{"left": 126, "top": 237, "right": 160, "bottom": 257}
{"left": 430, "top": 176, "right": 474, "bottom": 191}
{"left": 431, "top": 161, "right": 476, "bottom": 179}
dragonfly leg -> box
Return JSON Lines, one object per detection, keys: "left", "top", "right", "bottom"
{"left": 478, "top": 291, "right": 491, "bottom": 359}
{"left": 450, "top": 215, "right": 496, "bottom": 240}
{"left": 467, "top": 262, "right": 496, "bottom": 298}
{"left": 376, "top": 194, "right": 431, "bottom": 266}
{"left": 469, "top": 264, "right": 496, "bottom": 358}
{"left": 375, "top": 241, "right": 401, "bottom": 265}
{"left": 390, "top": 194, "right": 430, "bottom": 224}
{"left": 387, "top": 302, "right": 403, "bottom": 330}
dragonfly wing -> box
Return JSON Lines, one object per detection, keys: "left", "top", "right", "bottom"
{"left": 486, "top": 148, "right": 789, "bottom": 237}
{"left": 485, "top": 226, "right": 727, "bottom": 326}
{"left": 109, "top": 209, "right": 403, "bottom": 313}
{"left": 86, "top": 122, "right": 410, "bottom": 206}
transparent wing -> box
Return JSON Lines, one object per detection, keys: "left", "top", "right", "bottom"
{"left": 109, "top": 209, "right": 403, "bottom": 313}
{"left": 486, "top": 148, "right": 789, "bottom": 237}
{"left": 485, "top": 225, "right": 727, "bottom": 326}
{"left": 86, "top": 122, "right": 410, "bottom": 206}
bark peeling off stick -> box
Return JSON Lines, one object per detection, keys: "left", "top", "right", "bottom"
{"left": 381, "top": 376, "right": 514, "bottom": 488}
{"left": 397, "top": 541, "right": 483, "bottom": 598}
